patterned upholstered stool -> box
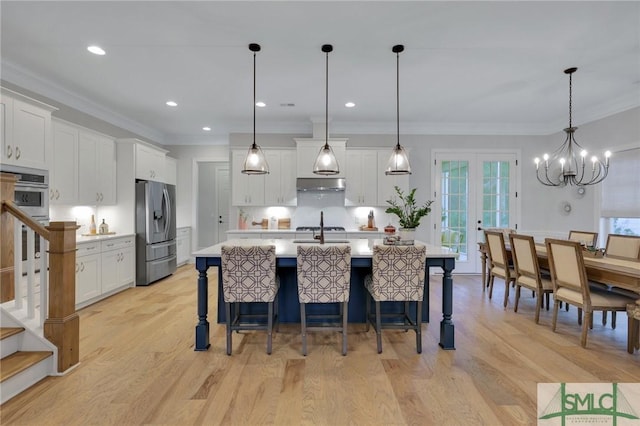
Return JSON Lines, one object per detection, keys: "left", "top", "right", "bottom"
{"left": 296, "top": 245, "right": 351, "bottom": 356}
{"left": 627, "top": 300, "right": 640, "bottom": 354}
{"left": 221, "top": 245, "right": 279, "bottom": 355}
{"left": 365, "top": 244, "right": 427, "bottom": 354}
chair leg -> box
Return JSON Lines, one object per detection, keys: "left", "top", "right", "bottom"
{"left": 488, "top": 276, "right": 495, "bottom": 299}
{"left": 602, "top": 310, "right": 607, "bottom": 326}
{"left": 225, "top": 302, "right": 232, "bottom": 356}
{"left": 514, "top": 285, "right": 521, "bottom": 313}
{"left": 578, "top": 308, "right": 583, "bottom": 326}
{"left": 365, "top": 291, "right": 371, "bottom": 332}
{"left": 611, "top": 311, "right": 617, "bottom": 329}
{"left": 342, "top": 302, "right": 348, "bottom": 356}
{"left": 545, "top": 293, "right": 550, "bottom": 311}
{"left": 375, "top": 301, "right": 382, "bottom": 354}
{"left": 416, "top": 300, "right": 422, "bottom": 354}
{"left": 404, "top": 301, "right": 410, "bottom": 332}
{"left": 581, "top": 311, "right": 591, "bottom": 348}
{"left": 534, "top": 292, "right": 542, "bottom": 324}
{"left": 300, "top": 303, "right": 307, "bottom": 356}
{"left": 267, "top": 301, "right": 273, "bottom": 355}
{"left": 552, "top": 300, "right": 559, "bottom": 332}
{"left": 274, "top": 296, "right": 280, "bottom": 332}
{"left": 503, "top": 279, "right": 510, "bottom": 308}
{"left": 628, "top": 316, "right": 637, "bottom": 354}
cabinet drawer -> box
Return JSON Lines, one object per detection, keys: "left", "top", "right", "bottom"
{"left": 77, "top": 242, "right": 100, "bottom": 256}
{"left": 177, "top": 227, "right": 191, "bottom": 237}
{"left": 101, "top": 237, "right": 134, "bottom": 252}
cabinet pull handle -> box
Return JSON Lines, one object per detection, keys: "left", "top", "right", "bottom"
{"left": 6, "top": 145, "right": 12, "bottom": 158}
{"left": 55, "top": 189, "right": 60, "bottom": 200}
{"left": 76, "top": 263, "right": 79, "bottom": 273}
{"left": 96, "top": 193, "right": 100, "bottom": 201}
{"left": 15, "top": 147, "right": 20, "bottom": 159}
{"left": 50, "top": 189, "right": 54, "bottom": 200}
{"left": 80, "top": 262, "right": 85, "bottom": 272}
{"left": 100, "top": 193, "right": 104, "bottom": 202}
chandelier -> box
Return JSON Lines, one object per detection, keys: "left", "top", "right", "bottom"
{"left": 241, "top": 43, "right": 269, "bottom": 175}
{"left": 534, "top": 67, "right": 610, "bottom": 186}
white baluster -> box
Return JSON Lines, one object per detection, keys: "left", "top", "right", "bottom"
{"left": 27, "top": 227, "right": 35, "bottom": 319}
{"left": 14, "top": 220, "right": 23, "bottom": 309}
{"left": 39, "top": 237, "right": 49, "bottom": 327}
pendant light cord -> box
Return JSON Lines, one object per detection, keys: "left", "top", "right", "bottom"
{"left": 325, "top": 48, "right": 329, "bottom": 149}
{"left": 396, "top": 49, "right": 400, "bottom": 148}
{"left": 568, "top": 71, "right": 572, "bottom": 128}
{"left": 253, "top": 50, "right": 257, "bottom": 147}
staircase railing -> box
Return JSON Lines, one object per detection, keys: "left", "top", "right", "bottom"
{"left": 1, "top": 172, "right": 79, "bottom": 373}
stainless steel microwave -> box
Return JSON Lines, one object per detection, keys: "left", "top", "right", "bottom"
{"left": 0, "top": 164, "right": 49, "bottom": 219}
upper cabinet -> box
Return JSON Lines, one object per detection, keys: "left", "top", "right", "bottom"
{"left": 345, "top": 150, "right": 378, "bottom": 206}
{"left": 164, "top": 157, "right": 177, "bottom": 185}
{"left": 136, "top": 143, "right": 167, "bottom": 182}
{"left": 50, "top": 121, "right": 79, "bottom": 204}
{"left": 295, "top": 139, "right": 347, "bottom": 178}
{"left": 377, "top": 150, "right": 410, "bottom": 206}
{"left": 231, "top": 150, "right": 265, "bottom": 206}
{"left": 1, "top": 88, "right": 56, "bottom": 170}
{"left": 78, "top": 130, "right": 116, "bottom": 205}
{"left": 264, "top": 149, "right": 296, "bottom": 206}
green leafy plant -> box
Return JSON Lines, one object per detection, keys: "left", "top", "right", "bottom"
{"left": 385, "top": 186, "right": 434, "bottom": 229}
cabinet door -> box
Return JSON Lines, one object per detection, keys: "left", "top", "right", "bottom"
{"left": 345, "top": 150, "right": 377, "bottom": 206}
{"left": 231, "top": 150, "right": 265, "bottom": 206}
{"left": 279, "top": 150, "right": 297, "bottom": 206}
{"left": 117, "top": 246, "right": 135, "bottom": 287}
{"left": 51, "top": 121, "right": 78, "bottom": 204}
{"left": 101, "top": 249, "right": 119, "bottom": 293}
{"left": 97, "top": 136, "right": 116, "bottom": 204}
{"left": 76, "top": 253, "right": 101, "bottom": 305}
{"left": 165, "top": 157, "right": 177, "bottom": 185}
{"left": 11, "top": 98, "right": 51, "bottom": 169}
{"left": 136, "top": 143, "right": 165, "bottom": 181}
{"left": 263, "top": 151, "right": 281, "bottom": 205}
{"left": 78, "top": 131, "right": 99, "bottom": 204}
{"left": 0, "top": 95, "right": 13, "bottom": 164}
{"left": 377, "top": 151, "right": 409, "bottom": 206}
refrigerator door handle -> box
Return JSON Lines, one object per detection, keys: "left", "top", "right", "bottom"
{"left": 163, "top": 186, "right": 171, "bottom": 241}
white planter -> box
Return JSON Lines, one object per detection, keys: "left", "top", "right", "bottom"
{"left": 399, "top": 228, "right": 416, "bottom": 244}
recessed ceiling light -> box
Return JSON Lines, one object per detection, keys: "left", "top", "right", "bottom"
{"left": 166, "top": 101, "right": 177, "bottom": 107}
{"left": 256, "top": 101, "right": 266, "bottom": 107}
{"left": 345, "top": 102, "right": 356, "bottom": 108}
{"left": 203, "top": 126, "right": 211, "bottom": 131}
{"left": 87, "top": 45, "right": 106, "bottom": 55}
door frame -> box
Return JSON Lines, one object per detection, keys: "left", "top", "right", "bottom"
{"left": 431, "top": 148, "right": 521, "bottom": 273}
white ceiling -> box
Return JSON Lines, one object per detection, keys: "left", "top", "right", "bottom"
{"left": 1, "top": 1, "right": 639, "bottom": 145}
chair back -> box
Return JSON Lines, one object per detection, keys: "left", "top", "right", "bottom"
{"left": 221, "top": 245, "right": 277, "bottom": 303}
{"left": 297, "top": 245, "right": 351, "bottom": 303}
{"left": 568, "top": 230, "right": 598, "bottom": 247}
{"left": 484, "top": 230, "right": 509, "bottom": 270}
{"left": 509, "top": 234, "right": 541, "bottom": 287}
{"left": 545, "top": 238, "right": 590, "bottom": 305}
{"left": 605, "top": 234, "right": 640, "bottom": 260}
{"left": 368, "top": 245, "right": 427, "bottom": 302}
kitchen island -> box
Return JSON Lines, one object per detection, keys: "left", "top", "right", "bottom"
{"left": 193, "top": 239, "right": 457, "bottom": 351}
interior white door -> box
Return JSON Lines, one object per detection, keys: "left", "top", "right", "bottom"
{"left": 197, "top": 163, "right": 216, "bottom": 249}
{"left": 434, "top": 151, "right": 517, "bottom": 273}
{"left": 215, "top": 164, "right": 230, "bottom": 244}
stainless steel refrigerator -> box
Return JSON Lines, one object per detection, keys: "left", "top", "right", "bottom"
{"left": 135, "top": 180, "right": 177, "bottom": 285}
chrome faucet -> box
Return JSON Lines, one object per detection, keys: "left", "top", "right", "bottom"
{"left": 313, "top": 211, "right": 325, "bottom": 244}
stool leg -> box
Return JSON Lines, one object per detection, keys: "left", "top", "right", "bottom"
{"left": 225, "top": 302, "right": 232, "bottom": 356}
{"left": 416, "top": 300, "right": 422, "bottom": 354}
{"left": 611, "top": 311, "right": 617, "bottom": 329}
{"left": 300, "top": 303, "right": 307, "bottom": 356}
{"left": 267, "top": 301, "right": 273, "bottom": 355}
{"left": 365, "top": 291, "right": 371, "bottom": 332}
{"left": 628, "top": 316, "right": 635, "bottom": 354}
{"left": 375, "top": 301, "right": 382, "bottom": 354}
{"left": 342, "top": 301, "right": 348, "bottom": 356}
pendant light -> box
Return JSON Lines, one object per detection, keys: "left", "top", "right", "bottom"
{"left": 534, "top": 67, "right": 611, "bottom": 186}
{"left": 385, "top": 44, "right": 411, "bottom": 175}
{"left": 242, "top": 43, "right": 269, "bottom": 175}
{"left": 313, "top": 44, "right": 339, "bottom": 175}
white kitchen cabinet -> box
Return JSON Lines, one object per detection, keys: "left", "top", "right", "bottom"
{"left": 377, "top": 150, "right": 410, "bottom": 206}
{"left": 1, "top": 89, "right": 56, "bottom": 170}
{"left": 260, "top": 232, "right": 293, "bottom": 239}
{"left": 78, "top": 130, "right": 116, "bottom": 205}
{"left": 264, "top": 150, "right": 296, "bottom": 206}
{"left": 176, "top": 227, "right": 191, "bottom": 265}
{"left": 347, "top": 232, "right": 384, "bottom": 240}
{"left": 345, "top": 150, "right": 378, "bottom": 206}
{"left": 136, "top": 143, "right": 167, "bottom": 182}
{"left": 76, "top": 242, "right": 101, "bottom": 306}
{"left": 231, "top": 150, "right": 265, "bottom": 206}
{"left": 50, "top": 120, "right": 79, "bottom": 205}
{"left": 165, "top": 157, "right": 177, "bottom": 185}
{"left": 225, "top": 231, "right": 258, "bottom": 240}
{"left": 101, "top": 236, "right": 135, "bottom": 293}
{"left": 295, "top": 139, "right": 347, "bottom": 178}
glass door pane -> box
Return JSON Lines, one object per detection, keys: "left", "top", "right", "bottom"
{"left": 440, "top": 160, "right": 469, "bottom": 261}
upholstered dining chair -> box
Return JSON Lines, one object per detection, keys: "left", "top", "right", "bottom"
{"left": 545, "top": 238, "right": 636, "bottom": 348}
{"left": 221, "top": 245, "right": 279, "bottom": 355}
{"left": 605, "top": 234, "right": 640, "bottom": 260}
{"left": 364, "top": 244, "right": 427, "bottom": 354}
{"left": 296, "top": 245, "right": 351, "bottom": 356}
{"left": 509, "top": 234, "right": 554, "bottom": 323}
{"left": 484, "top": 230, "right": 516, "bottom": 307}
{"left": 568, "top": 230, "right": 598, "bottom": 248}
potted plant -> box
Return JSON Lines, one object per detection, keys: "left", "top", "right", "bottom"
{"left": 385, "top": 186, "right": 434, "bottom": 242}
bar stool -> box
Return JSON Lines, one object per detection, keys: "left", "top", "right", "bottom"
{"left": 627, "top": 300, "right": 640, "bottom": 354}
{"left": 296, "top": 245, "right": 351, "bottom": 356}
{"left": 364, "top": 244, "right": 427, "bottom": 354}
{"left": 221, "top": 245, "right": 279, "bottom": 355}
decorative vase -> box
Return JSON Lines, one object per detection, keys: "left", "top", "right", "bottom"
{"left": 399, "top": 228, "right": 416, "bottom": 244}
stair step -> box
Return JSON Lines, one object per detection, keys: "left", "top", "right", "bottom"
{"left": 0, "top": 327, "right": 25, "bottom": 340}
{"left": 0, "top": 351, "right": 53, "bottom": 383}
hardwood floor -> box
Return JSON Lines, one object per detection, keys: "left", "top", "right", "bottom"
{"left": 1, "top": 265, "right": 638, "bottom": 425}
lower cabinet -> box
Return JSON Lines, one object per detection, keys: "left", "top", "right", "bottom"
{"left": 176, "top": 227, "right": 191, "bottom": 266}
{"left": 76, "top": 236, "right": 135, "bottom": 309}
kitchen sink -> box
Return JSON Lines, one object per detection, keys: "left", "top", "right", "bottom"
{"left": 292, "top": 239, "right": 351, "bottom": 244}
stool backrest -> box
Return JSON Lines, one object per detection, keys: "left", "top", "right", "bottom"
{"left": 297, "top": 245, "right": 351, "bottom": 303}
{"left": 369, "top": 245, "right": 427, "bottom": 302}
{"left": 221, "top": 245, "right": 277, "bottom": 303}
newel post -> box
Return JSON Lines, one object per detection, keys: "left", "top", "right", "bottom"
{"left": 0, "top": 172, "right": 17, "bottom": 302}
{"left": 44, "top": 221, "right": 80, "bottom": 372}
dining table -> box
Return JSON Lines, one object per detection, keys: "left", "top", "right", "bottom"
{"left": 192, "top": 238, "right": 458, "bottom": 352}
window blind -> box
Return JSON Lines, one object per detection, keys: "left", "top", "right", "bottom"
{"left": 600, "top": 147, "right": 640, "bottom": 218}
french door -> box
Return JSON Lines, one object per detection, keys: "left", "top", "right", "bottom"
{"left": 433, "top": 151, "right": 518, "bottom": 273}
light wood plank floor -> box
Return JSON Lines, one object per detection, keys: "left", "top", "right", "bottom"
{"left": 1, "top": 265, "right": 638, "bottom": 425}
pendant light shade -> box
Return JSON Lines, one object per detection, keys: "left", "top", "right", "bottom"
{"left": 313, "top": 44, "right": 339, "bottom": 175}
{"left": 242, "top": 43, "right": 269, "bottom": 175}
{"left": 385, "top": 44, "right": 411, "bottom": 175}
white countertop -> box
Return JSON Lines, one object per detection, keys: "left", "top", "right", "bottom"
{"left": 194, "top": 238, "right": 457, "bottom": 259}
{"left": 226, "top": 229, "right": 382, "bottom": 233}
{"left": 76, "top": 233, "right": 135, "bottom": 244}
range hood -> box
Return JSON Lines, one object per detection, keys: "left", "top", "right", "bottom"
{"left": 297, "top": 177, "right": 345, "bottom": 192}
